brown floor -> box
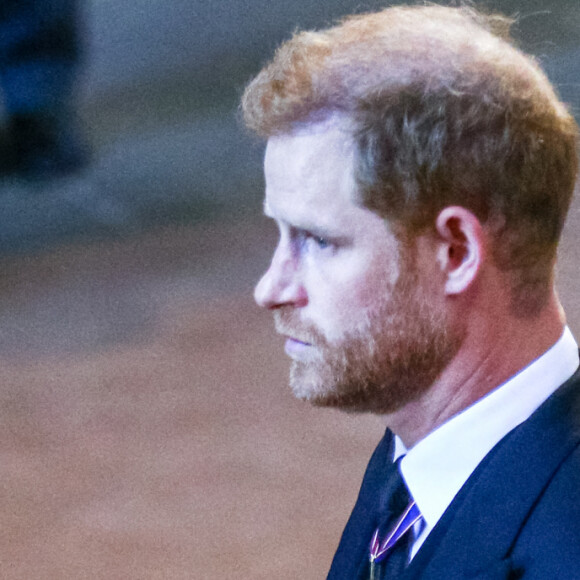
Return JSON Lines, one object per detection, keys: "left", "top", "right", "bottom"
{"left": 1, "top": 205, "right": 579, "bottom": 579}
{"left": 0, "top": 216, "right": 384, "bottom": 579}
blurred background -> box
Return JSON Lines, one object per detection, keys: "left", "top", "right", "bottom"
{"left": 0, "top": 1, "right": 578, "bottom": 578}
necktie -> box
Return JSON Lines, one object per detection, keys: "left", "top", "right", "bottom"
{"left": 367, "top": 460, "right": 423, "bottom": 579}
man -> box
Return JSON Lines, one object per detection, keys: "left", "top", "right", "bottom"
{"left": 242, "top": 4, "right": 579, "bottom": 579}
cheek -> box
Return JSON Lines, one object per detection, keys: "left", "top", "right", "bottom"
{"left": 335, "top": 251, "right": 400, "bottom": 312}
{"left": 304, "top": 257, "right": 398, "bottom": 341}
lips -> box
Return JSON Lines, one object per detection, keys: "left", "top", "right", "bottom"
{"left": 274, "top": 313, "right": 317, "bottom": 357}
{"left": 284, "top": 336, "right": 313, "bottom": 358}
{"left": 283, "top": 335, "right": 312, "bottom": 346}
{"left": 276, "top": 325, "right": 313, "bottom": 347}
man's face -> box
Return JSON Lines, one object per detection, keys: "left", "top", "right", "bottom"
{"left": 255, "top": 118, "right": 460, "bottom": 414}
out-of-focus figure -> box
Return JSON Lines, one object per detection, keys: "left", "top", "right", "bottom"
{"left": 0, "top": 0, "right": 88, "bottom": 181}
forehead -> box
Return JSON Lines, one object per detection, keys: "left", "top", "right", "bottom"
{"left": 263, "top": 119, "right": 371, "bottom": 232}
{"left": 265, "top": 117, "right": 354, "bottom": 178}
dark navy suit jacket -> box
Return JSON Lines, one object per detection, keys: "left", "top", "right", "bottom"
{"left": 327, "top": 366, "right": 580, "bottom": 579}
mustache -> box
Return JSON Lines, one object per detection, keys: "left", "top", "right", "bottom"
{"left": 273, "top": 309, "right": 323, "bottom": 345}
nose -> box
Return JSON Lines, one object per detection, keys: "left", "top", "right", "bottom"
{"left": 254, "top": 244, "right": 307, "bottom": 309}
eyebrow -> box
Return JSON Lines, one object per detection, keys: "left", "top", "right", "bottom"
{"left": 268, "top": 216, "right": 341, "bottom": 243}
{"left": 262, "top": 197, "right": 349, "bottom": 241}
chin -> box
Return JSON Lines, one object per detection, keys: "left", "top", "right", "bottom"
{"left": 290, "top": 370, "right": 409, "bottom": 415}
{"left": 289, "top": 358, "right": 445, "bottom": 415}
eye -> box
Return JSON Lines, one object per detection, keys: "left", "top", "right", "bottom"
{"left": 304, "top": 232, "right": 331, "bottom": 251}
{"left": 312, "top": 235, "right": 329, "bottom": 249}
{"left": 290, "top": 228, "right": 334, "bottom": 254}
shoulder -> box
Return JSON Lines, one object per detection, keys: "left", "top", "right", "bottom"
{"left": 510, "top": 436, "right": 580, "bottom": 576}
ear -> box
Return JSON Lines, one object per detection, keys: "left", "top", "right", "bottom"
{"left": 435, "top": 206, "right": 485, "bottom": 296}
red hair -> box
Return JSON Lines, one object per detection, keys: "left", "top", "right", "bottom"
{"left": 242, "top": 4, "right": 578, "bottom": 315}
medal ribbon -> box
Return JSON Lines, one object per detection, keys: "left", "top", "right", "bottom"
{"left": 369, "top": 500, "right": 422, "bottom": 564}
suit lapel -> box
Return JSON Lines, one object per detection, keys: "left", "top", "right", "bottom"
{"left": 327, "top": 430, "right": 396, "bottom": 580}
{"left": 404, "top": 368, "right": 580, "bottom": 580}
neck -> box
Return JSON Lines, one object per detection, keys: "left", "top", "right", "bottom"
{"left": 384, "top": 291, "right": 566, "bottom": 448}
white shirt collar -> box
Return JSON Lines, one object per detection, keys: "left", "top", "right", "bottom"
{"left": 396, "top": 326, "right": 578, "bottom": 554}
